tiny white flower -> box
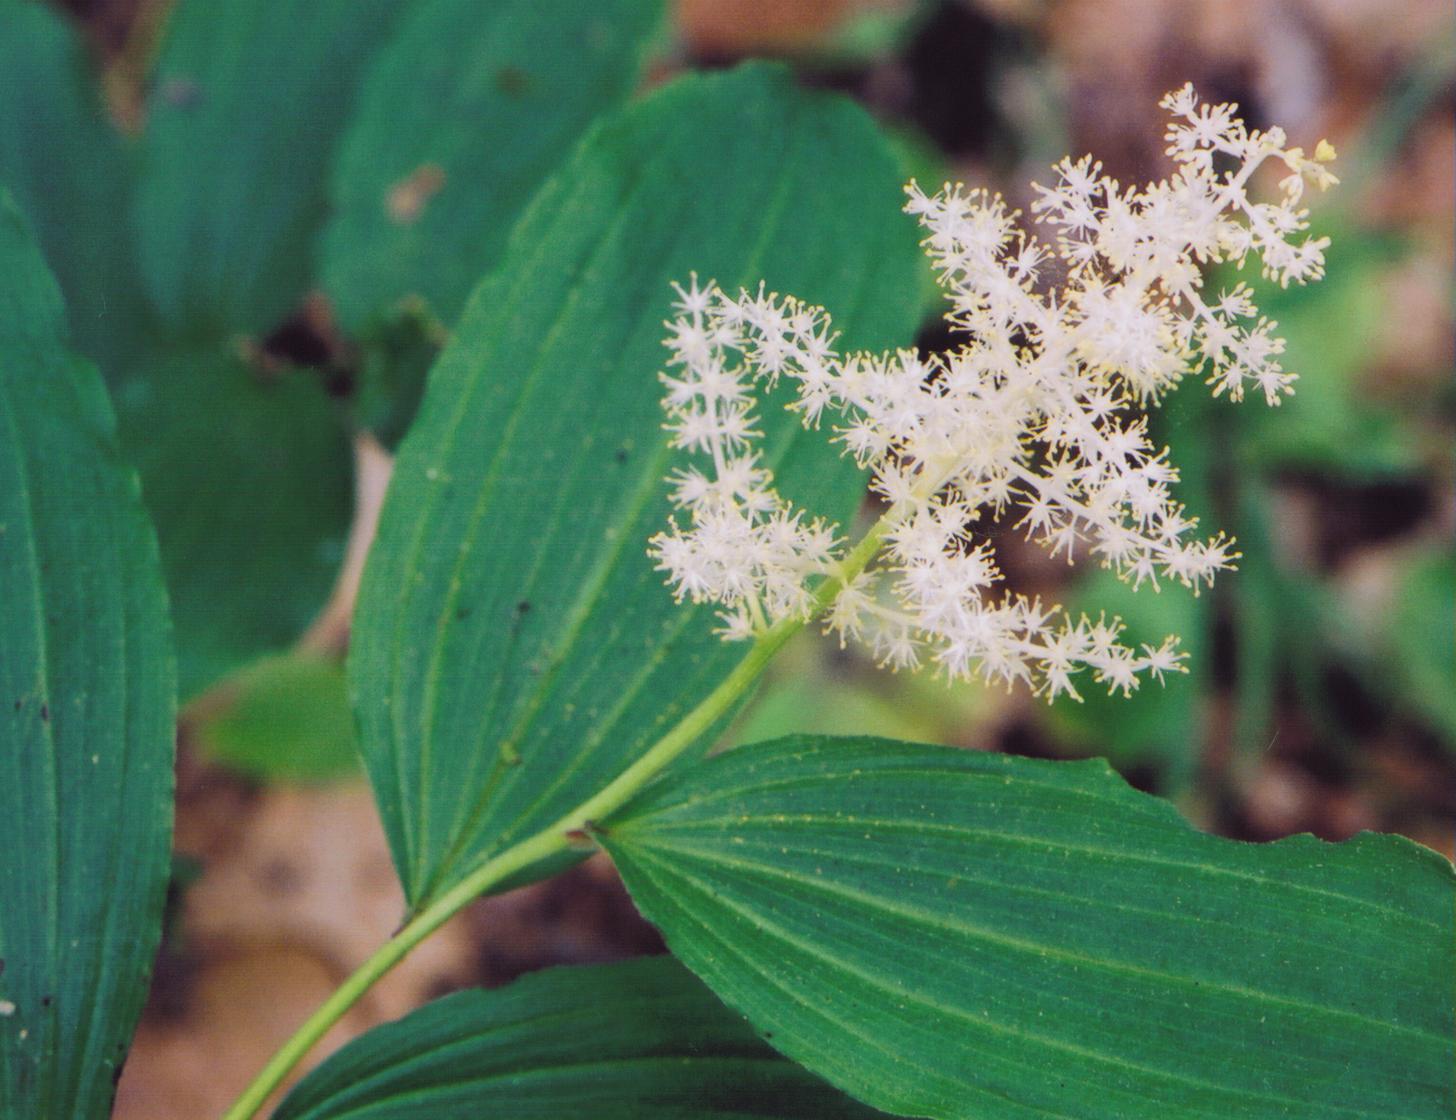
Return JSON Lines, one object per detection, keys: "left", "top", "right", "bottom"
{"left": 648, "top": 86, "right": 1335, "bottom": 700}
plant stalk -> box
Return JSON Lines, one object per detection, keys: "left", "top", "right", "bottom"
{"left": 219, "top": 513, "right": 893, "bottom": 1120}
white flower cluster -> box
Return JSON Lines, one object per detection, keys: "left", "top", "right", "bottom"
{"left": 649, "top": 85, "right": 1336, "bottom": 700}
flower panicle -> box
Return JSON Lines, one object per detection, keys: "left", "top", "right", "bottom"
{"left": 650, "top": 276, "right": 841, "bottom": 642}
{"left": 647, "top": 86, "right": 1335, "bottom": 702}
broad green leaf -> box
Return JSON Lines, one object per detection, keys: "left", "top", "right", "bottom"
{"left": 274, "top": 956, "right": 885, "bottom": 1119}
{"left": 602, "top": 735, "right": 1456, "bottom": 1120}
{"left": 322, "top": 0, "right": 663, "bottom": 333}
{"left": 194, "top": 652, "right": 358, "bottom": 783}
{"left": 114, "top": 350, "right": 352, "bottom": 701}
{"left": 134, "top": 0, "right": 401, "bottom": 335}
{"left": 0, "top": 0, "right": 147, "bottom": 371}
{"left": 0, "top": 196, "right": 175, "bottom": 1116}
{"left": 350, "top": 63, "right": 924, "bottom": 910}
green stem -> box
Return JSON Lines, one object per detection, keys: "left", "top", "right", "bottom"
{"left": 219, "top": 513, "right": 894, "bottom": 1120}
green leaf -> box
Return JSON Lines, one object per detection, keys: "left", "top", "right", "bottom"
{"left": 0, "top": 0, "right": 147, "bottom": 371}
{"left": 602, "top": 735, "right": 1456, "bottom": 1120}
{"left": 321, "top": 0, "right": 664, "bottom": 333}
{"left": 133, "top": 0, "right": 401, "bottom": 335}
{"left": 113, "top": 349, "right": 353, "bottom": 701}
{"left": 0, "top": 196, "right": 175, "bottom": 1116}
{"left": 273, "top": 956, "right": 885, "bottom": 1119}
{"left": 194, "top": 652, "right": 358, "bottom": 783}
{"left": 350, "top": 63, "right": 924, "bottom": 910}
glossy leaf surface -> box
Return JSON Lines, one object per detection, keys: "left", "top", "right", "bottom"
{"left": 350, "top": 63, "right": 923, "bottom": 909}
{"left": 603, "top": 735, "right": 1456, "bottom": 1120}
{"left": 0, "top": 197, "right": 175, "bottom": 1117}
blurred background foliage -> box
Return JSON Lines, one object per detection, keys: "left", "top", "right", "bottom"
{"left": 0, "top": 0, "right": 1449, "bottom": 1113}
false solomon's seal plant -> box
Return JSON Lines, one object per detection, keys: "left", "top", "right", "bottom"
{"left": 223, "top": 79, "right": 1448, "bottom": 1120}
{"left": 2, "top": 30, "right": 1451, "bottom": 1120}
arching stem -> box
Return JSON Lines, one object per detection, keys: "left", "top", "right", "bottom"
{"left": 219, "top": 512, "right": 895, "bottom": 1120}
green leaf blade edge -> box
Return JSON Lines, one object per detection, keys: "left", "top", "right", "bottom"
{"left": 0, "top": 195, "right": 176, "bottom": 1118}
{"left": 273, "top": 956, "right": 887, "bottom": 1119}
{"left": 349, "top": 62, "right": 924, "bottom": 910}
